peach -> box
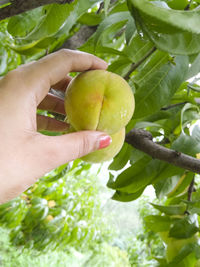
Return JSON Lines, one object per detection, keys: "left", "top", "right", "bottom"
{"left": 64, "top": 70, "right": 134, "bottom": 134}
{"left": 64, "top": 70, "right": 134, "bottom": 162}
{"left": 81, "top": 128, "right": 125, "bottom": 163}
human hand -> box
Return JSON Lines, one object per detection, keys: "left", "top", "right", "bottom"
{"left": 0, "top": 49, "right": 111, "bottom": 203}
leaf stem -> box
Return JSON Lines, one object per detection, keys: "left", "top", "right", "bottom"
{"left": 124, "top": 47, "right": 156, "bottom": 81}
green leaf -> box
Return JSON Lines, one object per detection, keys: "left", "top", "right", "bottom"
{"left": 80, "top": 32, "right": 127, "bottom": 56}
{"left": 168, "top": 243, "right": 198, "bottom": 266}
{"left": 78, "top": 12, "right": 103, "bottom": 26}
{"left": 108, "top": 143, "right": 132, "bottom": 171}
{"left": 123, "top": 32, "right": 154, "bottom": 62}
{"left": 167, "top": 0, "right": 189, "bottom": 10}
{"left": 184, "top": 201, "right": 200, "bottom": 216}
{"left": 108, "top": 56, "right": 132, "bottom": 76}
{"left": 134, "top": 121, "right": 161, "bottom": 129}
{"left": 153, "top": 164, "right": 185, "bottom": 199}
{"left": 167, "top": 172, "right": 194, "bottom": 198}
{"left": 109, "top": 1, "right": 128, "bottom": 14}
{"left": 125, "top": 16, "right": 136, "bottom": 44}
{"left": 111, "top": 187, "right": 145, "bottom": 202}
{"left": 172, "top": 126, "right": 200, "bottom": 157}
{"left": 8, "top": 0, "right": 99, "bottom": 50}
{"left": 169, "top": 216, "right": 199, "bottom": 239}
{"left": 107, "top": 155, "right": 152, "bottom": 192}
{"left": 144, "top": 215, "right": 173, "bottom": 232}
{"left": 104, "top": 0, "right": 111, "bottom": 16}
{"left": 133, "top": 52, "right": 189, "bottom": 118}
{"left": 42, "top": 164, "right": 70, "bottom": 183}
{"left": 23, "top": 3, "right": 76, "bottom": 41}
{"left": 128, "top": 0, "right": 200, "bottom": 55}
{"left": 186, "top": 54, "right": 200, "bottom": 79}
{"left": 7, "top": 7, "right": 45, "bottom": 38}
{"left": 94, "top": 11, "right": 131, "bottom": 46}
{"left": 180, "top": 103, "right": 199, "bottom": 132}
{"left": 150, "top": 203, "right": 187, "bottom": 216}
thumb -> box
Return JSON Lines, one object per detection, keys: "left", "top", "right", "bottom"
{"left": 37, "top": 131, "right": 112, "bottom": 170}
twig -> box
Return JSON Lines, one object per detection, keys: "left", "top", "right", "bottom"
{"left": 161, "top": 102, "right": 188, "bottom": 110}
{"left": 125, "top": 129, "right": 200, "bottom": 174}
{"left": 185, "top": 0, "right": 193, "bottom": 10}
{"left": 0, "top": 0, "right": 74, "bottom": 20}
{"left": 187, "top": 178, "right": 195, "bottom": 201}
{"left": 124, "top": 47, "right": 156, "bottom": 80}
{"left": 96, "top": 1, "right": 104, "bottom": 14}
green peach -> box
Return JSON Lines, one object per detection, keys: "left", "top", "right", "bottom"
{"left": 64, "top": 70, "right": 134, "bottom": 135}
{"left": 81, "top": 128, "right": 125, "bottom": 163}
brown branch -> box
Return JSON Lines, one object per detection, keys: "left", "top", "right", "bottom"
{"left": 61, "top": 25, "right": 97, "bottom": 50}
{"left": 0, "top": 0, "right": 74, "bottom": 21}
{"left": 124, "top": 47, "right": 156, "bottom": 80}
{"left": 125, "top": 129, "right": 200, "bottom": 174}
{"left": 187, "top": 178, "right": 195, "bottom": 201}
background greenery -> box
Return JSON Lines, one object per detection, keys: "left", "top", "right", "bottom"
{"left": 1, "top": 0, "right": 200, "bottom": 266}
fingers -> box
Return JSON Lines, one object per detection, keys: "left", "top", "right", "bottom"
{"left": 14, "top": 49, "right": 108, "bottom": 104}
{"left": 37, "top": 115, "right": 69, "bottom": 132}
{"left": 33, "top": 131, "right": 111, "bottom": 171}
{"left": 38, "top": 93, "right": 65, "bottom": 115}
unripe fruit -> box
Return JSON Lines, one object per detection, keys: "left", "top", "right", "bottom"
{"left": 82, "top": 128, "right": 125, "bottom": 163}
{"left": 45, "top": 215, "right": 54, "bottom": 222}
{"left": 65, "top": 70, "right": 134, "bottom": 134}
{"left": 64, "top": 70, "right": 134, "bottom": 162}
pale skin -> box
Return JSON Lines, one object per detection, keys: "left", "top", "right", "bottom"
{"left": 0, "top": 49, "right": 111, "bottom": 204}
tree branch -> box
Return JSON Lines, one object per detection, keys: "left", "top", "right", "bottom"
{"left": 125, "top": 129, "right": 200, "bottom": 174}
{"left": 0, "top": 0, "right": 74, "bottom": 21}
{"left": 61, "top": 25, "right": 97, "bottom": 50}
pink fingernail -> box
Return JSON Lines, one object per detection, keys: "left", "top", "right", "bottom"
{"left": 99, "top": 135, "right": 112, "bottom": 149}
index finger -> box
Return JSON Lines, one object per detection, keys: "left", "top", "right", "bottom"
{"left": 18, "top": 49, "right": 108, "bottom": 103}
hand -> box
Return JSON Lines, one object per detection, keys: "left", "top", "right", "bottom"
{"left": 0, "top": 49, "right": 111, "bottom": 204}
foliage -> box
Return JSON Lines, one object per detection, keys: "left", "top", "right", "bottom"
{"left": 125, "top": 196, "right": 165, "bottom": 267}
{"left": 0, "top": 160, "right": 113, "bottom": 251}
{"left": 1, "top": 0, "right": 200, "bottom": 265}
{"left": 0, "top": 227, "right": 130, "bottom": 267}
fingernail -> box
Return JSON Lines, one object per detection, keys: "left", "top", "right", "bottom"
{"left": 99, "top": 135, "right": 112, "bottom": 149}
